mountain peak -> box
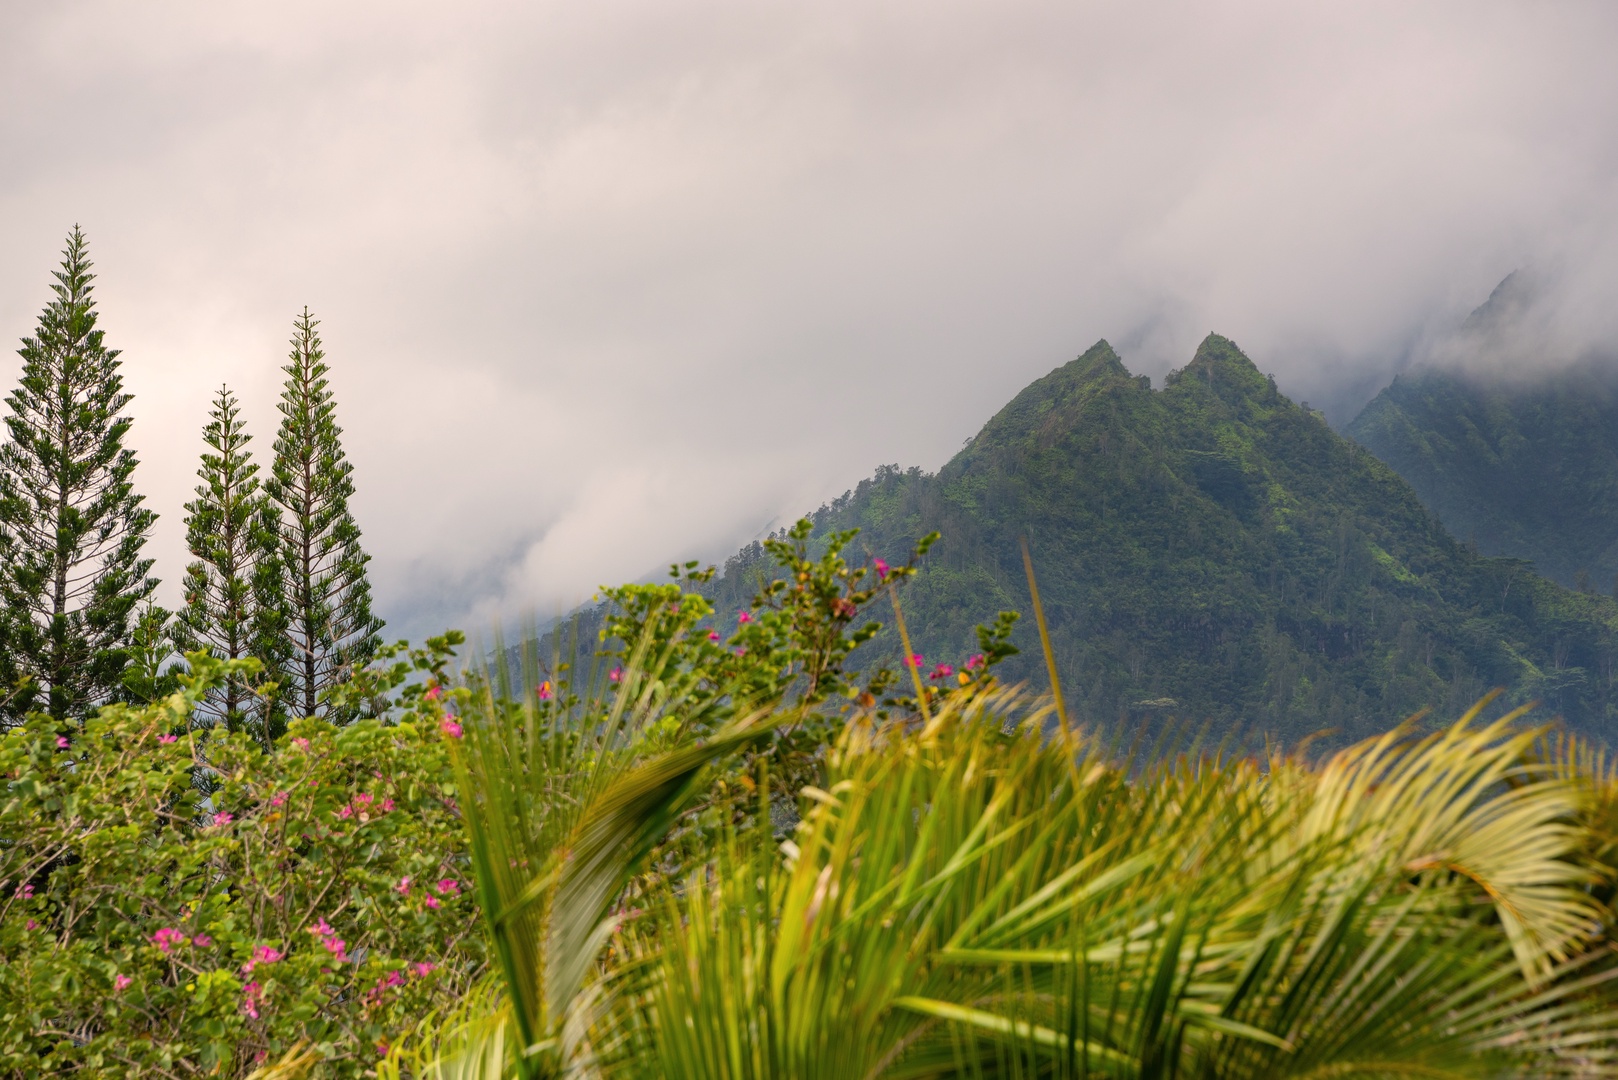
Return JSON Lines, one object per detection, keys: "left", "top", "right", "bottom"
{"left": 1171, "top": 334, "right": 1272, "bottom": 405}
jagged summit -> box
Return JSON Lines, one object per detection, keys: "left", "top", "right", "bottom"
{"left": 708, "top": 333, "right": 1618, "bottom": 742}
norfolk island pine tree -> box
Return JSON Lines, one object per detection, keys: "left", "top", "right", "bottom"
{"left": 264, "top": 308, "right": 382, "bottom": 723}
{"left": 172, "top": 385, "right": 289, "bottom": 744}
{"left": 0, "top": 227, "right": 156, "bottom": 723}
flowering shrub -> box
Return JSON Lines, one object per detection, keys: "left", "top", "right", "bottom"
{"left": 0, "top": 641, "right": 482, "bottom": 1077}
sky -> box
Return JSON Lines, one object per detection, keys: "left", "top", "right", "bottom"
{"left": 2, "top": 1, "right": 1617, "bottom": 641}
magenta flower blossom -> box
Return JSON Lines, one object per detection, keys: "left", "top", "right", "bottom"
{"left": 337, "top": 805, "right": 354, "bottom": 819}
{"left": 17, "top": 884, "right": 33, "bottom": 899}
{"left": 56, "top": 736, "right": 69, "bottom": 749}
{"left": 114, "top": 974, "right": 133, "bottom": 992}
{"left": 242, "top": 981, "right": 263, "bottom": 1019}
{"left": 242, "top": 945, "right": 284, "bottom": 975}
{"left": 269, "top": 791, "right": 287, "bottom": 808}
{"left": 212, "top": 812, "right": 234, "bottom": 827}
{"left": 440, "top": 717, "right": 463, "bottom": 739}
{"left": 158, "top": 733, "right": 178, "bottom": 744}
{"left": 291, "top": 737, "right": 310, "bottom": 751}
{"left": 25, "top": 920, "right": 37, "bottom": 931}
{"left": 737, "top": 610, "right": 753, "bottom": 624}
{"left": 424, "top": 896, "right": 441, "bottom": 910}
{"left": 965, "top": 653, "right": 986, "bottom": 670}
{"left": 707, "top": 630, "right": 721, "bottom": 642}
{"left": 425, "top": 684, "right": 443, "bottom": 701}
{"left": 536, "top": 680, "right": 552, "bottom": 701}
{"left": 192, "top": 934, "right": 213, "bottom": 948}
{"left": 151, "top": 927, "right": 189, "bottom": 953}
{"left": 396, "top": 876, "right": 412, "bottom": 896}
{"left": 873, "top": 557, "right": 890, "bottom": 579}
{"left": 734, "top": 646, "right": 747, "bottom": 657}
{"left": 354, "top": 792, "right": 374, "bottom": 807}
{"left": 930, "top": 664, "right": 954, "bottom": 680}
{"left": 434, "top": 878, "right": 460, "bottom": 896}
{"left": 908, "top": 653, "right": 924, "bottom": 670}
{"left": 412, "top": 961, "right": 437, "bottom": 977}
{"left": 381, "top": 797, "right": 395, "bottom": 812}
{"left": 608, "top": 666, "right": 622, "bottom": 683}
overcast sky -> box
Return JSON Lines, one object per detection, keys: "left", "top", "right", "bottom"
{"left": 2, "top": 1, "right": 1616, "bottom": 640}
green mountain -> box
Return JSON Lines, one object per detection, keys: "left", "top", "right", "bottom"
{"left": 1347, "top": 318, "right": 1618, "bottom": 595}
{"left": 709, "top": 334, "right": 1618, "bottom": 743}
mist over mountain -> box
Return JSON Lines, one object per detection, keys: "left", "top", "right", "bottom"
{"left": 687, "top": 334, "right": 1618, "bottom": 743}
{"left": 1349, "top": 275, "right": 1618, "bottom": 593}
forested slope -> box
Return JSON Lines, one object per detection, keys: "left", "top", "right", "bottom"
{"left": 707, "top": 334, "right": 1618, "bottom": 742}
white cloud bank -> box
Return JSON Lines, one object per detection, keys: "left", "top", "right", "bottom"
{"left": 1, "top": 1, "right": 1615, "bottom": 638}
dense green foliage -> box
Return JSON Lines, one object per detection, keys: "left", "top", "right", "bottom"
{"left": 0, "top": 646, "right": 481, "bottom": 1076}
{"left": 385, "top": 539, "right": 1618, "bottom": 1079}
{"left": 1348, "top": 361, "right": 1618, "bottom": 595}
{"left": 0, "top": 228, "right": 158, "bottom": 722}
{"left": 173, "top": 386, "right": 288, "bottom": 740}
{"left": 704, "top": 335, "right": 1618, "bottom": 743}
{"left": 265, "top": 310, "right": 384, "bottom": 723}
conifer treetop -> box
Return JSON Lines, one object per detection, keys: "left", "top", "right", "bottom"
{"left": 265, "top": 308, "right": 382, "bottom": 721}
{"left": 0, "top": 226, "right": 157, "bottom": 720}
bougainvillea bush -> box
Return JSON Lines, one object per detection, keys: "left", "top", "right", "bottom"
{"left": 0, "top": 642, "right": 482, "bottom": 1077}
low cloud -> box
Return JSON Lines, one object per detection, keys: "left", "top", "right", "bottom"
{"left": 1, "top": 1, "right": 1616, "bottom": 639}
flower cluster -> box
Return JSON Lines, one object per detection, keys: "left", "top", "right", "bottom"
{"left": 307, "top": 917, "right": 350, "bottom": 964}
{"left": 336, "top": 791, "right": 395, "bottom": 822}
{"left": 150, "top": 927, "right": 189, "bottom": 953}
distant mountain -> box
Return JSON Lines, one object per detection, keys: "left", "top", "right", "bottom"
{"left": 1348, "top": 280, "right": 1618, "bottom": 594}
{"left": 703, "top": 334, "right": 1618, "bottom": 743}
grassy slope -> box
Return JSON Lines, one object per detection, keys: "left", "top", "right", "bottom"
{"left": 712, "top": 335, "right": 1618, "bottom": 743}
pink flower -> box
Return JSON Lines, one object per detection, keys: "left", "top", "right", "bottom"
{"left": 308, "top": 918, "right": 335, "bottom": 938}
{"left": 114, "top": 974, "right": 132, "bottom": 992}
{"left": 158, "top": 733, "right": 178, "bottom": 744}
{"left": 734, "top": 646, "right": 747, "bottom": 657}
{"left": 608, "top": 666, "right": 622, "bottom": 683}
{"left": 337, "top": 805, "right": 354, "bottom": 819}
{"left": 269, "top": 791, "right": 287, "bottom": 808}
{"left": 151, "top": 927, "right": 189, "bottom": 953}
{"left": 424, "top": 684, "right": 443, "bottom": 701}
{"left": 381, "top": 797, "right": 395, "bottom": 812}
{"left": 376, "top": 1041, "right": 390, "bottom": 1058}
{"left": 354, "top": 792, "right": 374, "bottom": 806}
{"left": 440, "top": 717, "right": 463, "bottom": 739}
{"left": 908, "top": 653, "right": 924, "bottom": 670}
{"left": 55, "top": 736, "right": 69, "bottom": 749}
{"left": 396, "top": 876, "right": 412, "bottom": 896}
{"left": 16, "top": 884, "right": 33, "bottom": 899}
{"left": 873, "top": 558, "right": 890, "bottom": 579}
{"left": 241, "top": 945, "right": 284, "bottom": 975}
{"left": 211, "top": 812, "right": 233, "bottom": 827}
{"left": 291, "top": 736, "right": 310, "bottom": 751}
{"left": 192, "top": 934, "right": 213, "bottom": 948}
{"left": 930, "top": 664, "right": 954, "bottom": 680}
{"left": 25, "top": 919, "right": 37, "bottom": 931}
{"left": 322, "top": 935, "right": 349, "bottom": 961}
{"left": 536, "top": 680, "right": 552, "bottom": 701}
{"left": 965, "top": 654, "right": 985, "bottom": 671}
{"left": 737, "top": 611, "right": 753, "bottom": 624}
{"left": 434, "top": 878, "right": 460, "bottom": 896}
{"left": 412, "top": 962, "right": 437, "bottom": 977}
{"left": 424, "top": 896, "right": 441, "bottom": 910}
{"left": 707, "top": 630, "right": 720, "bottom": 642}
{"left": 242, "top": 981, "right": 262, "bottom": 1019}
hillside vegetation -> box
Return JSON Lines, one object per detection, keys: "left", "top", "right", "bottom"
{"left": 706, "top": 335, "right": 1618, "bottom": 743}
{"left": 1349, "top": 360, "right": 1618, "bottom": 595}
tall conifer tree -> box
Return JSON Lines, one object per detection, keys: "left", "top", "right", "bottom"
{"left": 0, "top": 227, "right": 157, "bottom": 722}
{"left": 265, "top": 309, "right": 382, "bottom": 722}
{"left": 172, "top": 385, "right": 288, "bottom": 740}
